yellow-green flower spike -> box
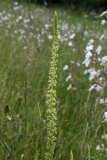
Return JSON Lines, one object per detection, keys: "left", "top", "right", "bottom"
{"left": 45, "top": 11, "right": 58, "bottom": 160}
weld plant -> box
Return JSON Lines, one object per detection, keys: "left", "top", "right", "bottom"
{"left": 45, "top": 11, "right": 58, "bottom": 160}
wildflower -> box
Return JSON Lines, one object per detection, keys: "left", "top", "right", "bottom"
{"left": 87, "top": 39, "right": 94, "bottom": 46}
{"left": 102, "top": 134, "right": 107, "bottom": 140}
{"left": 14, "top": 2, "right": 18, "bottom": 5}
{"left": 89, "top": 84, "right": 96, "bottom": 91}
{"left": 63, "top": 65, "right": 68, "bottom": 70}
{"left": 103, "top": 111, "right": 107, "bottom": 122}
{"left": 45, "top": 24, "right": 49, "bottom": 29}
{"left": 100, "top": 99, "right": 107, "bottom": 104}
{"left": 89, "top": 70, "right": 97, "bottom": 81}
{"left": 77, "top": 62, "right": 80, "bottom": 66}
{"left": 100, "top": 11, "right": 107, "bottom": 17}
{"left": 66, "top": 74, "right": 72, "bottom": 81}
{"left": 101, "top": 19, "right": 106, "bottom": 25}
{"left": 48, "top": 35, "right": 53, "bottom": 40}
{"left": 45, "top": 11, "right": 58, "bottom": 160}
{"left": 95, "top": 85, "right": 103, "bottom": 92}
{"left": 69, "top": 33, "right": 76, "bottom": 39}
{"left": 68, "top": 41, "right": 73, "bottom": 46}
{"left": 96, "top": 145, "right": 101, "bottom": 150}
{"left": 99, "top": 34, "right": 104, "bottom": 41}
{"left": 96, "top": 45, "right": 102, "bottom": 55}
{"left": 84, "top": 70, "right": 88, "bottom": 75}
{"left": 100, "top": 56, "right": 107, "bottom": 65}
{"left": 86, "top": 45, "right": 94, "bottom": 51}
{"left": 67, "top": 84, "right": 72, "bottom": 90}
{"left": 82, "top": 58, "right": 90, "bottom": 67}
{"left": 18, "top": 16, "right": 23, "bottom": 20}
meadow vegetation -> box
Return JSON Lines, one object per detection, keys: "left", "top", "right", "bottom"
{"left": 0, "top": 1, "right": 107, "bottom": 160}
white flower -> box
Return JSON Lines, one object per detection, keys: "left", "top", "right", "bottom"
{"left": 99, "top": 34, "right": 104, "bottom": 41}
{"left": 87, "top": 39, "right": 94, "bottom": 46}
{"left": 68, "top": 41, "right": 73, "bottom": 46}
{"left": 45, "top": 24, "right": 49, "bottom": 29}
{"left": 89, "top": 68, "right": 96, "bottom": 81}
{"left": 96, "top": 45, "right": 102, "bottom": 55}
{"left": 85, "top": 51, "right": 92, "bottom": 58}
{"left": 18, "top": 16, "right": 22, "bottom": 20}
{"left": 102, "top": 134, "right": 107, "bottom": 139}
{"left": 100, "top": 11, "right": 107, "bottom": 16}
{"left": 63, "top": 65, "right": 68, "bottom": 70}
{"left": 23, "top": 46, "right": 27, "bottom": 49}
{"left": 103, "top": 111, "right": 107, "bottom": 122}
{"left": 67, "top": 84, "right": 72, "bottom": 90}
{"left": 66, "top": 74, "right": 72, "bottom": 81}
{"left": 84, "top": 70, "right": 88, "bottom": 75}
{"left": 100, "top": 99, "right": 105, "bottom": 104}
{"left": 7, "top": 115, "right": 12, "bottom": 120}
{"left": 95, "top": 85, "right": 103, "bottom": 92}
{"left": 82, "top": 58, "right": 90, "bottom": 67}
{"left": 89, "top": 84, "right": 96, "bottom": 91}
{"left": 100, "top": 56, "right": 107, "bottom": 65}
{"left": 96, "top": 145, "right": 101, "bottom": 150}
{"left": 101, "top": 19, "right": 106, "bottom": 25}
{"left": 14, "top": 2, "right": 18, "bottom": 5}
{"left": 84, "top": 31, "right": 88, "bottom": 35}
{"left": 69, "top": 33, "right": 76, "bottom": 39}
{"left": 77, "top": 62, "right": 80, "bottom": 66}
{"left": 100, "top": 99, "right": 107, "bottom": 105}
{"left": 86, "top": 45, "right": 94, "bottom": 51}
{"left": 48, "top": 35, "right": 53, "bottom": 39}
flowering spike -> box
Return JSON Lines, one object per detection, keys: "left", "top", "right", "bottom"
{"left": 45, "top": 11, "right": 58, "bottom": 160}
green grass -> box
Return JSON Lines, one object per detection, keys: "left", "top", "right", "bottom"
{"left": 0, "top": 1, "right": 107, "bottom": 160}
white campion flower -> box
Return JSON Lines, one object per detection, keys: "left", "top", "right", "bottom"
{"left": 63, "top": 65, "right": 68, "bottom": 70}
{"left": 69, "top": 33, "right": 76, "bottom": 39}
{"left": 14, "top": 1, "right": 18, "bottom": 5}
{"left": 84, "top": 70, "right": 88, "bottom": 75}
{"left": 84, "top": 31, "right": 88, "bottom": 35}
{"left": 86, "top": 45, "right": 94, "bottom": 51}
{"left": 102, "top": 134, "right": 107, "bottom": 139}
{"left": 85, "top": 51, "right": 92, "bottom": 58}
{"left": 89, "top": 84, "right": 96, "bottom": 91}
{"left": 67, "top": 84, "right": 72, "bottom": 90}
{"left": 77, "top": 62, "right": 80, "bottom": 66}
{"left": 101, "top": 19, "right": 106, "bottom": 25}
{"left": 100, "top": 56, "right": 107, "bottom": 65}
{"left": 66, "top": 74, "right": 72, "bottom": 81}
{"left": 82, "top": 58, "right": 90, "bottom": 67}
{"left": 96, "top": 145, "right": 101, "bottom": 151}
{"left": 96, "top": 45, "right": 102, "bottom": 55}
{"left": 100, "top": 11, "right": 107, "bottom": 17}
{"left": 45, "top": 24, "right": 49, "bottom": 29}
{"left": 48, "top": 35, "right": 53, "bottom": 39}
{"left": 68, "top": 41, "right": 73, "bottom": 46}
{"left": 103, "top": 111, "right": 107, "bottom": 122}
{"left": 87, "top": 39, "right": 94, "bottom": 46}
{"left": 100, "top": 99, "right": 107, "bottom": 104}
{"left": 100, "top": 99, "right": 104, "bottom": 104}
{"left": 18, "top": 16, "right": 23, "bottom": 20}
{"left": 99, "top": 34, "right": 104, "bottom": 41}
{"left": 95, "top": 85, "right": 103, "bottom": 92}
{"left": 88, "top": 68, "right": 96, "bottom": 81}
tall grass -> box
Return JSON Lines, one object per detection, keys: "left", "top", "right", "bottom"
{"left": 0, "top": 0, "right": 107, "bottom": 160}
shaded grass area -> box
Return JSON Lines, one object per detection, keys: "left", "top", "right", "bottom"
{"left": 0, "top": 1, "right": 106, "bottom": 160}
